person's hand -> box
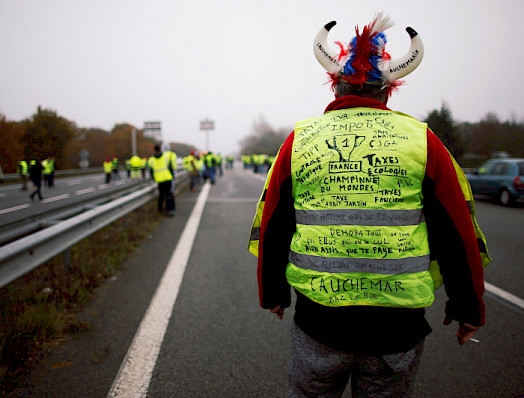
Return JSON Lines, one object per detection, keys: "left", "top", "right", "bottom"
{"left": 443, "top": 316, "right": 480, "bottom": 345}
{"left": 270, "top": 305, "right": 285, "bottom": 320}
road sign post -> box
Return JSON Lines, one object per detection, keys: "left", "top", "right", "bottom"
{"left": 200, "top": 118, "right": 214, "bottom": 151}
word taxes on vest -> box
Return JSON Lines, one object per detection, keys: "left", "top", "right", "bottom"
{"left": 287, "top": 108, "right": 434, "bottom": 308}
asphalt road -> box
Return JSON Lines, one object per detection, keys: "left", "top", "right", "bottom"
{"left": 7, "top": 164, "right": 524, "bottom": 397}
{"left": 0, "top": 172, "right": 148, "bottom": 228}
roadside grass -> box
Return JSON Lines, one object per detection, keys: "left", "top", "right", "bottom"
{"left": 0, "top": 199, "right": 162, "bottom": 393}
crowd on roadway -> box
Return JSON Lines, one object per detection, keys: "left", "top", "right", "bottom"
{"left": 17, "top": 156, "right": 56, "bottom": 201}
{"left": 100, "top": 149, "right": 236, "bottom": 215}
{"left": 241, "top": 153, "right": 275, "bottom": 173}
{"left": 15, "top": 149, "right": 238, "bottom": 207}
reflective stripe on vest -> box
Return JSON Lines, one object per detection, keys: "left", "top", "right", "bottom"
{"left": 287, "top": 108, "right": 433, "bottom": 308}
{"left": 295, "top": 208, "right": 425, "bottom": 226}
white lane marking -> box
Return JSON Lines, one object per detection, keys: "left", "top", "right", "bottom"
{"left": 67, "top": 180, "right": 82, "bottom": 186}
{"left": 75, "top": 187, "right": 96, "bottom": 195}
{"left": 41, "top": 194, "right": 70, "bottom": 203}
{"left": 116, "top": 180, "right": 126, "bottom": 185}
{"left": 485, "top": 281, "right": 524, "bottom": 310}
{"left": 0, "top": 193, "right": 5, "bottom": 198}
{"left": 98, "top": 184, "right": 110, "bottom": 189}
{"left": 107, "top": 182, "right": 211, "bottom": 397}
{"left": 0, "top": 203, "right": 30, "bottom": 215}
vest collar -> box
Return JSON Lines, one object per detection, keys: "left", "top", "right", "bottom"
{"left": 324, "top": 95, "right": 391, "bottom": 114}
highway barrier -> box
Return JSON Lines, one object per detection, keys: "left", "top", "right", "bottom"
{"left": 0, "top": 171, "right": 189, "bottom": 288}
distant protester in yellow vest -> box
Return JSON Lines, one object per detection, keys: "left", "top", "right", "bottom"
{"left": 183, "top": 150, "right": 200, "bottom": 191}
{"left": 148, "top": 144, "right": 176, "bottom": 216}
{"left": 18, "top": 160, "right": 29, "bottom": 191}
{"left": 248, "top": 12, "right": 490, "bottom": 397}
{"left": 103, "top": 159, "right": 113, "bottom": 184}
{"left": 129, "top": 155, "right": 143, "bottom": 180}
{"left": 42, "top": 156, "right": 55, "bottom": 188}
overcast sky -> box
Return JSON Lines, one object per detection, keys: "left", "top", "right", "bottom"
{"left": 1, "top": 0, "right": 523, "bottom": 157}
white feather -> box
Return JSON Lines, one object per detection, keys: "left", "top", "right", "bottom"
{"left": 371, "top": 11, "right": 395, "bottom": 34}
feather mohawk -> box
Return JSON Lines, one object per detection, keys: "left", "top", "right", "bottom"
{"left": 331, "top": 13, "right": 401, "bottom": 95}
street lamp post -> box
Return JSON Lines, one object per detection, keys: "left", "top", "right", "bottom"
{"left": 200, "top": 118, "right": 214, "bottom": 151}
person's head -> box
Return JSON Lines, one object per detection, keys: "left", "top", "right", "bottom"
{"left": 313, "top": 12, "right": 424, "bottom": 101}
{"left": 154, "top": 144, "right": 161, "bottom": 152}
{"left": 334, "top": 81, "right": 389, "bottom": 104}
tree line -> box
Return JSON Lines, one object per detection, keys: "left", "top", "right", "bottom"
{"left": 0, "top": 107, "right": 197, "bottom": 173}
{"left": 240, "top": 104, "right": 524, "bottom": 168}
{"left": 1, "top": 104, "right": 523, "bottom": 173}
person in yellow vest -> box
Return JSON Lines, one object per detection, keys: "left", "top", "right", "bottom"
{"left": 129, "top": 155, "right": 142, "bottom": 180}
{"left": 29, "top": 159, "right": 44, "bottom": 200}
{"left": 112, "top": 157, "right": 120, "bottom": 180}
{"left": 148, "top": 144, "right": 175, "bottom": 216}
{"left": 125, "top": 158, "right": 132, "bottom": 178}
{"left": 203, "top": 151, "right": 217, "bottom": 184}
{"left": 42, "top": 156, "right": 55, "bottom": 188}
{"left": 183, "top": 150, "right": 200, "bottom": 191}
{"left": 248, "top": 13, "right": 490, "bottom": 397}
{"left": 103, "top": 158, "right": 113, "bottom": 184}
{"left": 216, "top": 153, "right": 223, "bottom": 177}
{"left": 18, "top": 159, "right": 29, "bottom": 191}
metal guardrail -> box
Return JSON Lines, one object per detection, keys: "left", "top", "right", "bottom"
{"left": 0, "top": 179, "right": 153, "bottom": 245}
{"left": 2, "top": 167, "right": 104, "bottom": 182}
{"left": 0, "top": 171, "right": 189, "bottom": 288}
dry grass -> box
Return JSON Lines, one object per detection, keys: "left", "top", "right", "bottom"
{"left": 0, "top": 199, "right": 162, "bottom": 392}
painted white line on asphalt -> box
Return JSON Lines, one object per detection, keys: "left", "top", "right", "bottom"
{"left": 67, "top": 180, "right": 82, "bottom": 185}
{"left": 107, "top": 181, "right": 211, "bottom": 398}
{"left": 485, "top": 281, "right": 524, "bottom": 310}
{"left": 42, "top": 194, "right": 70, "bottom": 203}
{"left": 0, "top": 203, "right": 30, "bottom": 215}
{"left": 75, "top": 187, "right": 96, "bottom": 195}
{"left": 98, "top": 184, "right": 110, "bottom": 189}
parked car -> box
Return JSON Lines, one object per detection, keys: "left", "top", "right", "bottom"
{"left": 466, "top": 158, "right": 524, "bottom": 206}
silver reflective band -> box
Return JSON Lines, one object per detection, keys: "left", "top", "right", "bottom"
{"left": 295, "top": 209, "right": 425, "bottom": 226}
{"left": 289, "top": 250, "right": 430, "bottom": 275}
{"left": 250, "top": 227, "right": 260, "bottom": 241}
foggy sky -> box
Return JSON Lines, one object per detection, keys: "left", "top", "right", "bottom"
{"left": 1, "top": 0, "right": 523, "bottom": 156}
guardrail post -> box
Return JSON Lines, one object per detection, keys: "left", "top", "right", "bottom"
{"left": 63, "top": 248, "right": 71, "bottom": 273}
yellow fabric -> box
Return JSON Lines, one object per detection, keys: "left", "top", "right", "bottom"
{"left": 285, "top": 108, "right": 433, "bottom": 308}
{"left": 148, "top": 155, "right": 173, "bottom": 183}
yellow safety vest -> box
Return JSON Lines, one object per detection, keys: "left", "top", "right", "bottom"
{"left": 148, "top": 155, "right": 173, "bottom": 183}
{"left": 163, "top": 151, "right": 178, "bottom": 170}
{"left": 183, "top": 155, "right": 198, "bottom": 172}
{"left": 248, "top": 108, "right": 490, "bottom": 309}
{"left": 103, "top": 161, "right": 113, "bottom": 174}
{"left": 130, "top": 155, "right": 142, "bottom": 169}
{"left": 19, "top": 161, "right": 28, "bottom": 175}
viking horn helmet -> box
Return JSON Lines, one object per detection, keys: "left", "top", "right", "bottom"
{"left": 313, "top": 13, "right": 424, "bottom": 91}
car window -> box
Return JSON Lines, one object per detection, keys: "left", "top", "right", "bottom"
{"left": 491, "top": 162, "right": 509, "bottom": 175}
{"left": 518, "top": 162, "right": 524, "bottom": 176}
{"left": 477, "top": 162, "right": 496, "bottom": 175}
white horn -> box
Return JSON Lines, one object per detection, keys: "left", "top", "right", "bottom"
{"left": 389, "top": 27, "right": 424, "bottom": 81}
{"left": 313, "top": 21, "right": 341, "bottom": 75}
